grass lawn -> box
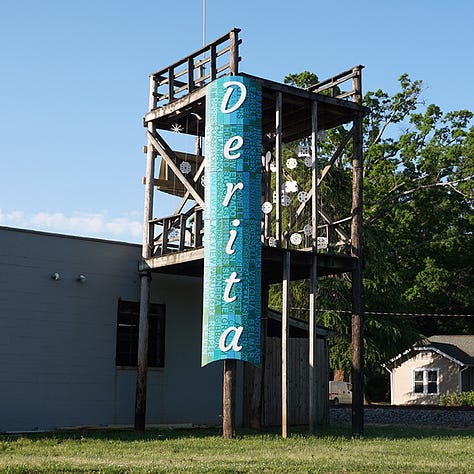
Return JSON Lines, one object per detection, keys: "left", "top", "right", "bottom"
{"left": 0, "top": 424, "right": 473, "bottom": 473}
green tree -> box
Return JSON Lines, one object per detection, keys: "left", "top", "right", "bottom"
{"left": 270, "top": 72, "right": 474, "bottom": 387}
{"left": 363, "top": 76, "right": 474, "bottom": 334}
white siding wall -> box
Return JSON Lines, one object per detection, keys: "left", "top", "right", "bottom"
{"left": 391, "top": 351, "right": 460, "bottom": 405}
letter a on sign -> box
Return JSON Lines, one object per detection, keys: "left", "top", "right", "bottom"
{"left": 202, "top": 76, "right": 262, "bottom": 367}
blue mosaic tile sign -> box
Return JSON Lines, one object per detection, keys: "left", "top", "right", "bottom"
{"left": 202, "top": 76, "right": 262, "bottom": 367}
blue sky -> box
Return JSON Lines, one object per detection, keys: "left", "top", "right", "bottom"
{"left": 1, "top": 0, "right": 472, "bottom": 243}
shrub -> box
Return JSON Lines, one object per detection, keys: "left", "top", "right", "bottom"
{"left": 440, "top": 391, "right": 474, "bottom": 407}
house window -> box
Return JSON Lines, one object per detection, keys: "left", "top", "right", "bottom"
{"left": 115, "top": 300, "right": 165, "bottom": 367}
{"left": 413, "top": 368, "right": 438, "bottom": 395}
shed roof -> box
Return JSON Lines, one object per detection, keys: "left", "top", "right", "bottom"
{"left": 426, "top": 335, "right": 474, "bottom": 365}
{"left": 267, "top": 309, "right": 333, "bottom": 339}
{"left": 385, "top": 335, "right": 474, "bottom": 369}
{"left": 428, "top": 335, "right": 474, "bottom": 356}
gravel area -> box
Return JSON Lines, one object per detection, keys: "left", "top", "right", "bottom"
{"left": 330, "top": 406, "right": 474, "bottom": 428}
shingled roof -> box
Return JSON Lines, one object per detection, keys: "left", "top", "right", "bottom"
{"left": 386, "top": 335, "right": 474, "bottom": 369}
{"left": 426, "top": 335, "right": 474, "bottom": 366}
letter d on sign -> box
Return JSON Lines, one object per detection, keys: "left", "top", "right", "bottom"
{"left": 220, "top": 81, "right": 247, "bottom": 114}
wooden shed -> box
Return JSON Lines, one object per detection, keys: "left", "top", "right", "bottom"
{"left": 243, "top": 310, "right": 332, "bottom": 427}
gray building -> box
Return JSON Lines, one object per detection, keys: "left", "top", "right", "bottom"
{"left": 0, "top": 226, "right": 224, "bottom": 432}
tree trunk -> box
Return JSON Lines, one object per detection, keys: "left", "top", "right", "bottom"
{"left": 333, "top": 369, "right": 346, "bottom": 382}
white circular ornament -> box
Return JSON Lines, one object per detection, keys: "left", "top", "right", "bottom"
{"left": 317, "top": 236, "right": 329, "bottom": 249}
{"left": 270, "top": 162, "right": 277, "bottom": 173}
{"left": 261, "top": 202, "right": 273, "bottom": 214}
{"left": 268, "top": 237, "right": 277, "bottom": 247}
{"left": 284, "top": 180, "right": 298, "bottom": 193}
{"left": 286, "top": 157, "right": 297, "bottom": 170}
{"left": 304, "top": 155, "right": 313, "bottom": 168}
{"left": 169, "top": 228, "right": 179, "bottom": 238}
{"left": 200, "top": 174, "right": 205, "bottom": 187}
{"left": 303, "top": 224, "right": 313, "bottom": 236}
{"left": 180, "top": 161, "right": 192, "bottom": 175}
{"left": 290, "top": 233, "right": 302, "bottom": 246}
{"left": 281, "top": 193, "right": 291, "bottom": 207}
{"left": 297, "top": 191, "right": 309, "bottom": 203}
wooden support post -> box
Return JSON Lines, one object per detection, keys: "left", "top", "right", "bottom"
{"left": 352, "top": 66, "right": 364, "bottom": 104}
{"left": 309, "top": 100, "right": 318, "bottom": 433}
{"left": 351, "top": 115, "right": 364, "bottom": 437}
{"left": 168, "top": 67, "right": 174, "bottom": 102}
{"left": 187, "top": 57, "right": 194, "bottom": 93}
{"left": 309, "top": 255, "right": 318, "bottom": 431}
{"left": 229, "top": 29, "right": 239, "bottom": 74}
{"left": 275, "top": 92, "right": 283, "bottom": 246}
{"left": 282, "top": 249, "right": 290, "bottom": 438}
{"left": 194, "top": 208, "right": 203, "bottom": 248}
{"left": 223, "top": 359, "right": 236, "bottom": 439}
{"left": 210, "top": 44, "right": 217, "bottom": 81}
{"left": 135, "top": 270, "right": 151, "bottom": 430}
{"left": 249, "top": 277, "right": 269, "bottom": 429}
{"left": 135, "top": 75, "right": 157, "bottom": 431}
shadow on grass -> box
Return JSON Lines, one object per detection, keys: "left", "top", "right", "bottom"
{"left": 2, "top": 423, "right": 473, "bottom": 444}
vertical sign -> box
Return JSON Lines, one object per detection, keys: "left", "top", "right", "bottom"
{"left": 202, "top": 76, "right": 262, "bottom": 367}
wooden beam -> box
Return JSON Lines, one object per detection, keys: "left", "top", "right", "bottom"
{"left": 146, "top": 130, "right": 205, "bottom": 209}
{"left": 282, "top": 249, "right": 290, "bottom": 438}
{"left": 229, "top": 29, "right": 239, "bottom": 74}
{"left": 319, "top": 208, "right": 351, "bottom": 243}
{"left": 286, "top": 128, "right": 353, "bottom": 237}
{"left": 210, "top": 44, "right": 217, "bottom": 80}
{"left": 275, "top": 92, "right": 283, "bottom": 245}
{"left": 150, "top": 28, "right": 241, "bottom": 78}
{"left": 145, "top": 247, "right": 204, "bottom": 269}
{"left": 173, "top": 153, "right": 205, "bottom": 214}
{"left": 309, "top": 100, "right": 318, "bottom": 434}
{"left": 241, "top": 72, "right": 369, "bottom": 113}
{"left": 144, "top": 87, "right": 207, "bottom": 122}
{"left": 319, "top": 127, "right": 354, "bottom": 184}
{"left": 135, "top": 74, "right": 157, "bottom": 431}
{"left": 135, "top": 270, "right": 151, "bottom": 430}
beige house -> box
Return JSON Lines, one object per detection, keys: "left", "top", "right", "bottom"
{"left": 385, "top": 335, "right": 474, "bottom": 405}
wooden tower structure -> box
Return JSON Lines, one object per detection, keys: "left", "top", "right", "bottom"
{"left": 136, "top": 29, "right": 367, "bottom": 436}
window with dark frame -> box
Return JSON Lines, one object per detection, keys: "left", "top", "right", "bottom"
{"left": 115, "top": 300, "right": 165, "bottom": 367}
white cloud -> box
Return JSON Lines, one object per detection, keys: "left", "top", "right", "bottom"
{"left": 0, "top": 209, "right": 142, "bottom": 243}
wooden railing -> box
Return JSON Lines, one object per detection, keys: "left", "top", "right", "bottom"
{"left": 151, "top": 207, "right": 203, "bottom": 256}
{"left": 307, "top": 65, "right": 364, "bottom": 103}
{"left": 150, "top": 209, "right": 351, "bottom": 257}
{"left": 150, "top": 29, "right": 241, "bottom": 109}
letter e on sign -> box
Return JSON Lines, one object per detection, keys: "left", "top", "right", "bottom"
{"left": 224, "top": 135, "right": 244, "bottom": 160}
